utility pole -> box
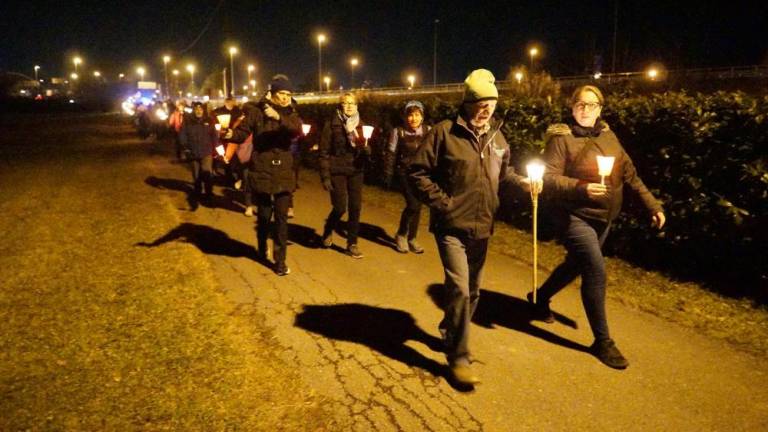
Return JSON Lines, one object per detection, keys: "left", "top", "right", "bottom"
{"left": 223, "top": 68, "right": 228, "bottom": 98}
{"left": 433, "top": 19, "right": 439, "bottom": 86}
{"left": 611, "top": 0, "right": 619, "bottom": 74}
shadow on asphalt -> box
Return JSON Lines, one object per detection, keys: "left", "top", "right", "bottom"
{"left": 134, "top": 222, "right": 271, "bottom": 269}
{"left": 288, "top": 223, "right": 322, "bottom": 249}
{"left": 144, "top": 176, "right": 244, "bottom": 213}
{"left": 426, "top": 284, "right": 588, "bottom": 354}
{"left": 294, "top": 303, "right": 475, "bottom": 391}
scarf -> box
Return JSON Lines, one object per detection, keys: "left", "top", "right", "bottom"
{"left": 569, "top": 119, "right": 604, "bottom": 138}
{"left": 338, "top": 110, "right": 360, "bottom": 146}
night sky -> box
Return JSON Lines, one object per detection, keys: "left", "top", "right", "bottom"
{"left": 2, "top": 1, "right": 766, "bottom": 90}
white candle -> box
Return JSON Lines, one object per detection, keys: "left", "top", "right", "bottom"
{"left": 596, "top": 156, "right": 615, "bottom": 185}
{"left": 302, "top": 124, "right": 312, "bottom": 135}
{"left": 215, "top": 145, "right": 225, "bottom": 157}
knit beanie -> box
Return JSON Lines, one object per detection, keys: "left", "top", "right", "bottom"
{"left": 404, "top": 100, "right": 424, "bottom": 115}
{"left": 270, "top": 74, "right": 293, "bottom": 93}
{"left": 463, "top": 69, "right": 498, "bottom": 102}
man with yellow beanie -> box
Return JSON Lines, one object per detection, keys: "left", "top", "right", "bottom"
{"left": 409, "top": 69, "right": 541, "bottom": 386}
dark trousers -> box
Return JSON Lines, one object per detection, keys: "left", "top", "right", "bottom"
{"left": 396, "top": 172, "right": 422, "bottom": 240}
{"left": 255, "top": 191, "right": 292, "bottom": 266}
{"left": 191, "top": 156, "right": 213, "bottom": 195}
{"left": 323, "top": 172, "right": 363, "bottom": 246}
{"left": 242, "top": 165, "right": 252, "bottom": 208}
{"left": 435, "top": 232, "right": 489, "bottom": 366}
{"left": 537, "top": 214, "right": 611, "bottom": 341}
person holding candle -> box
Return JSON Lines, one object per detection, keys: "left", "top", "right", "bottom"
{"left": 179, "top": 101, "right": 218, "bottom": 205}
{"left": 319, "top": 92, "right": 373, "bottom": 259}
{"left": 229, "top": 75, "right": 302, "bottom": 276}
{"left": 384, "top": 100, "right": 431, "bottom": 254}
{"left": 409, "top": 69, "right": 538, "bottom": 386}
{"left": 532, "top": 84, "right": 666, "bottom": 369}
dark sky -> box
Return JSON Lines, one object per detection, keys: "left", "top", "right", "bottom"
{"left": 2, "top": 1, "right": 766, "bottom": 90}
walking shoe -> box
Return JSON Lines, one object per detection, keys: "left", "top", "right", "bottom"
{"left": 244, "top": 206, "right": 254, "bottom": 217}
{"left": 591, "top": 339, "right": 629, "bottom": 370}
{"left": 450, "top": 363, "right": 481, "bottom": 385}
{"left": 347, "top": 244, "right": 364, "bottom": 259}
{"left": 395, "top": 235, "right": 408, "bottom": 253}
{"left": 321, "top": 232, "right": 333, "bottom": 248}
{"left": 275, "top": 264, "right": 291, "bottom": 276}
{"left": 408, "top": 239, "right": 425, "bottom": 254}
{"left": 287, "top": 207, "right": 295, "bottom": 218}
{"left": 527, "top": 292, "right": 555, "bottom": 323}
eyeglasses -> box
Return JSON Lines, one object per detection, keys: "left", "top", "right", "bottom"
{"left": 341, "top": 102, "right": 357, "bottom": 106}
{"left": 574, "top": 102, "right": 602, "bottom": 111}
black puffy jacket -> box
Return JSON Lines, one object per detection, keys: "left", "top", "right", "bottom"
{"left": 319, "top": 111, "right": 372, "bottom": 180}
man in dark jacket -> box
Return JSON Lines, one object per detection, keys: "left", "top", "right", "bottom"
{"left": 409, "top": 69, "right": 539, "bottom": 386}
{"left": 230, "top": 75, "right": 302, "bottom": 276}
{"left": 179, "top": 101, "right": 218, "bottom": 205}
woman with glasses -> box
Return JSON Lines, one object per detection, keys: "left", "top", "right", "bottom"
{"left": 531, "top": 85, "right": 666, "bottom": 369}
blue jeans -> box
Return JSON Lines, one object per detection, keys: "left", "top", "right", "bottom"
{"left": 435, "top": 233, "right": 489, "bottom": 365}
{"left": 538, "top": 214, "right": 611, "bottom": 341}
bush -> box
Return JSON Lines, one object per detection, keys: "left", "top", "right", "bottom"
{"left": 296, "top": 90, "right": 768, "bottom": 302}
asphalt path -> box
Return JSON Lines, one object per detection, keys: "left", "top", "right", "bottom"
{"left": 147, "top": 144, "right": 767, "bottom": 431}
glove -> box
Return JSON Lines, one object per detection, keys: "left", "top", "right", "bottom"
{"left": 322, "top": 179, "right": 333, "bottom": 192}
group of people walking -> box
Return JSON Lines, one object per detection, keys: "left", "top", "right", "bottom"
{"left": 170, "top": 69, "right": 666, "bottom": 388}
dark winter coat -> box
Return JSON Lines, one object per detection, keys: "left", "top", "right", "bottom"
{"left": 384, "top": 125, "right": 431, "bottom": 180}
{"left": 179, "top": 114, "right": 218, "bottom": 159}
{"left": 231, "top": 98, "right": 302, "bottom": 194}
{"left": 318, "top": 111, "right": 372, "bottom": 181}
{"left": 408, "top": 115, "right": 524, "bottom": 239}
{"left": 542, "top": 121, "right": 663, "bottom": 223}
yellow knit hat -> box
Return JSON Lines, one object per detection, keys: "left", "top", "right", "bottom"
{"left": 463, "top": 69, "right": 498, "bottom": 102}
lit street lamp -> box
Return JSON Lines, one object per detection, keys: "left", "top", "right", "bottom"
{"left": 249, "top": 79, "right": 256, "bottom": 95}
{"left": 529, "top": 47, "right": 539, "bottom": 71}
{"left": 350, "top": 57, "right": 359, "bottom": 88}
{"left": 186, "top": 64, "right": 195, "bottom": 88}
{"left": 229, "top": 46, "right": 238, "bottom": 97}
{"left": 136, "top": 67, "right": 145, "bottom": 81}
{"left": 407, "top": 74, "right": 415, "bottom": 89}
{"left": 73, "top": 57, "right": 82, "bottom": 74}
{"left": 163, "top": 55, "right": 171, "bottom": 98}
{"left": 317, "top": 33, "right": 326, "bottom": 92}
{"left": 34, "top": 65, "right": 40, "bottom": 81}
{"left": 323, "top": 75, "right": 331, "bottom": 92}
{"left": 119, "top": 73, "right": 125, "bottom": 80}
{"left": 93, "top": 71, "right": 101, "bottom": 78}
{"left": 646, "top": 68, "right": 659, "bottom": 81}
{"left": 514, "top": 71, "right": 524, "bottom": 84}
{"left": 70, "top": 72, "right": 79, "bottom": 80}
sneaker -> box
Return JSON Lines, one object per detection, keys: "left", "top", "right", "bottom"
{"left": 408, "top": 239, "right": 424, "bottom": 254}
{"left": 321, "top": 232, "right": 333, "bottom": 248}
{"left": 527, "top": 292, "right": 555, "bottom": 323}
{"left": 287, "top": 207, "right": 295, "bottom": 218}
{"left": 591, "top": 339, "right": 629, "bottom": 370}
{"left": 234, "top": 179, "right": 242, "bottom": 191}
{"left": 244, "top": 206, "right": 254, "bottom": 217}
{"left": 395, "top": 235, "right": 408, "bottom": 253}
{"left": 275, "top": 264, "right": 291, "bottom": 276}
{"left": 347, "top": 244, "right": 364, "bottom": 259}
{"left": 450, "top": 363, "right": 481, "bottom": 385}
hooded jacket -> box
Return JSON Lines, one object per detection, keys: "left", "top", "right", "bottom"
{"left": 232, "top": 97, "right": 302, "bottom": 194}
{"left": 179, "top": 113, "right": 217, "bottom": 159}
{"left": 542, "top": 121, "right": 663, "bottom": 223}
{"left": 408, "top": 115, "right": 524, "bottom": 239}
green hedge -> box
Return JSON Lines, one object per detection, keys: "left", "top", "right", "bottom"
{"left": 297, "top": 91, "right": 768, "bottom": 302}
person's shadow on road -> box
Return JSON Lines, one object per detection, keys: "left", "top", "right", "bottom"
{"left": 332, "top": 221, "right": 398, "bottom": 251}
{"left": 426, "top": 284, "right": 588, "bottom": 353}
{"left": 144, "top": 176, "right": 244, "bottom": 213}
{"left": 135, "top": 222, "right": 271, "bottom": 268}
{"left": 295, "top": 303, "right": 474, "bottom": 390}
{"left": 288, "top": 223, "right": 322, "bottom": 249}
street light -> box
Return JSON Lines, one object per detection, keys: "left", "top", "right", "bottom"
{"left": 186, "top": 64, "right": 195, "bottom": 87}
{"left": 34, "top": 65, "right": 40, "bottom": 81}
{"left": 323, "top": 75, "right": 331, "bottom": 92}
{"left": 70, "top": 72, "right": 79, "bottom": 80}
{"left": 350, "top": 57, "right": 359, "bottom": 88}
{"left": 529, "top": 47, "right": 539, "bottom": 71}
{"left": 73, "top": 57, "right": 82, "bottom": 73}
{"left": 407, "top": 74, "right": 415, "bottom": 89}
{"left": 162, "top": 55, "right": 171, "bottom": 98}
{"left": 646, "top": 68, "right": 659, "bottom": 81}
{"left": 228, "top": 46, "right": 238, "bottom": 97}
{"left": 93, "top": 71, "right": 101, "bottom": 78}
{"left": 136, "top": 67, "right": 145, "bottom": 81}
{"left": 317, "top": 33, "right": 326, "bottom": 92}
{"left": 514, "top": 71, "right": 524, "bottom": 84}
{"left": 119, "top": 73, "right": 125, "bottom": 79}
{"left": 249, "top": 79, "right": 256, "bottom": 94}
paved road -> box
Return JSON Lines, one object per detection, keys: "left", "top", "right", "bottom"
{"left": 148, "top": 148, "right": 767, "bottom": 431}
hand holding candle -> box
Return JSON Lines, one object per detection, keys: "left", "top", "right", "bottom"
{"left": 362, "top": 125, "right": 374, "bottom": 147}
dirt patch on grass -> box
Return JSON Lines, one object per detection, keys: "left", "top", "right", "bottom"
{"left": 0, "top": 115, "right": 342, "bottom": 430}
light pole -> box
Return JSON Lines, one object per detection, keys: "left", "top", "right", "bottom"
{"left": 323, "top": 75, "right": 331, "bottom": 92}
{"left": 34, "top": 65, "right": 40, "bottom": 81}
{"left": 73, "top": 57, "right": 82, "bottom": 74}
{"left": 247, "top": 64, "right": 255, "bottom": 87}
{"left": 163, "top": 55, "right": 171, "bottom": 98}
{"left": 136, "top": 67, "right": 145, "bottom": 81}
{"left": 407, "top": 74, "right": 415, "bottom": 89}
{"left": 172, "top": 69, "right": 179, "bottom": 96}
{"left": 229, "top": 46, "right": 238, "bottom": 97}
{"left": 529, "top": 47, "right": 539, "bottom": 71}
{"left": 250, "top": 79, "right": 256, "bottom": 95}
{"left": 350, "top": 57, "right": 359, "bottom": 88}
{"left": 186, "top": 64, "right": 195, "bottom": 88}
{"left": 433, "top": 19, "right": 439, "bottom": 85}
{"left": 317, "top": 33, "right": 326, "bottom": 92}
